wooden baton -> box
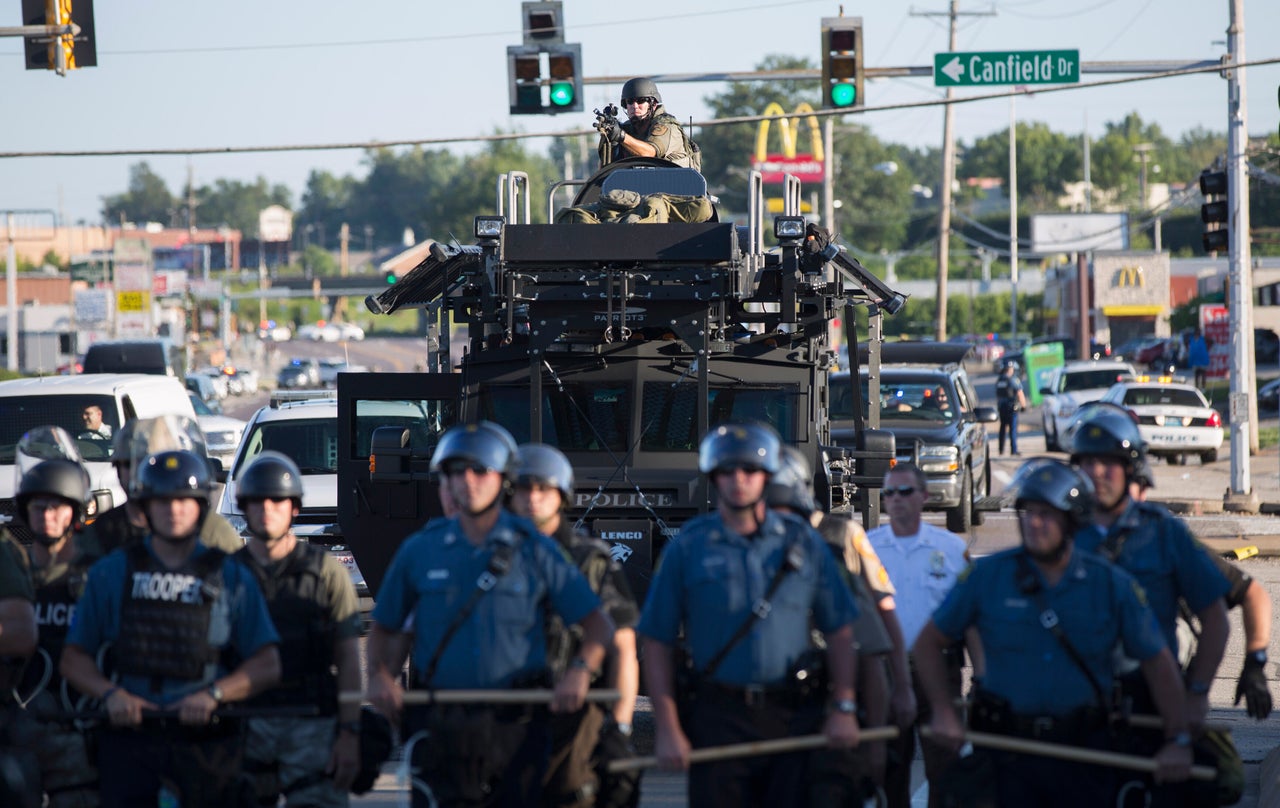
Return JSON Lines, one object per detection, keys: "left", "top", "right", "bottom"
{"left": 338, "top": 688, "right": 620, "bottom": 706}
{"left": 607, "top": 726, "right": 900, "bottom": 774}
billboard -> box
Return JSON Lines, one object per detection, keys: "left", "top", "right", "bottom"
{"left": 1031, "top": 213, "right": 1129, "bottom": 254}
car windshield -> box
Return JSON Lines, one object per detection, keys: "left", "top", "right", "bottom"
{"left": 1061, "top": 369, "right": 1130, "bottom": 393}
{"left": 483, "top": 383, "right": 630, "bottom": 452}
{"left": 873, "top": 380, "right": 956, "bottom": 423}
{"left": 0, "top": 394, "right": 120, "bottom": 463}
{"left": 1122, "top": 387, "right": 1206, "bottom": 408}
{"left": 640, "top": 382, "right": 802, "bottom": 451}
{"left": 238, "top": 417, "right": 338, "bottom": 475}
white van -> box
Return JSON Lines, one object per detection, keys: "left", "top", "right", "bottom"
{"left": 0, "top": 374, "right": 199, "bottom": 530}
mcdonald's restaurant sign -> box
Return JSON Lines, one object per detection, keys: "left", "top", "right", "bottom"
{"left": 1114, "top": 265, "right": 1145, "bottom": 288}
{"left": 751, "top": 102, "right": 824, "bottom": 183}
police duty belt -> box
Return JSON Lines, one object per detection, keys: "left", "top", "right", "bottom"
{"left": 949, "top": 698, "right": 1232, "bottom": 735}
{"left": 920, "top": 727, "right": 1216, "bottom": 782}
{"left": 339, "top": 688, "right": 621, "bottom": 706}
{"left": 607, "top": 726, "right": 900, "bottom": 774}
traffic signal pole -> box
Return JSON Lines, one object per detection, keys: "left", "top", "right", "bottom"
{"left": 1225, "top": 0, "right": 1257, "bottom": 505}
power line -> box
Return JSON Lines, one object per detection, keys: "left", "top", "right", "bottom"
{"left": 2, "top": 55, "right": 1278, "bottom": 160}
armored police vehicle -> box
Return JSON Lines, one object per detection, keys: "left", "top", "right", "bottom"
{"left": 335, "top": 158, "right": 905, "bottom": 600}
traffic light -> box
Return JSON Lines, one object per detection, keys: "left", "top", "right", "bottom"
{"left": 522, "top": 2, "right": 563, "bottom": 45}
{"left": 385, "top": 271, "right": 398, "bottom": 285}
{"left": 22, "top": 0, "right": 97, "bottom": 73}
{"left": 821, "top": 16, "right": 864, "bottom": 110}
{"left": 507, "top": 43, "right": 582, "bottom": 114}
{"left": 546, "top": 44, "right": 582, "bottom": 112}
{"left": 508, "top": 47, "right": 544, "bottom": 114}
{"left": 1200, "top": 170, "right": 1229, "bottom": 253}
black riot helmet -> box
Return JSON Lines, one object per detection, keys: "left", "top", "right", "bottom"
{"left": 133, "top": 450, "right": 213, "bottom": 503}
{"left": 620, "top": 77, "right": 662, "bottom": 106}
{"left": 429, "top": 421, "right": 519, "bottom": 478}
{"left": 698, "top": 423, "right": 782, "bottom": 476}
{"left": 236, "top": 451, "right": 304, "bottom": 509}
{"left": 16, "top": 458, "right": 91, "bottom": 537}
{"left": 1069, "top": 403, "right": 1146, "bottom": 475}
{"left": 764, "top": 445, "right": 817, "bottom": 516}
{"left": 1009, "top": 458, "right": 1095, "bottom": 531}
{"left": 514, "top": 443, "right": 574, "bottom": 501}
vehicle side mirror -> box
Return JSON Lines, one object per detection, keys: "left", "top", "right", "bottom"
{"left": 1039, "top": 388, "right": 1052, "bottom": 397}
{"left": 974, "top": 406, "right": 999, "bottom": 424}
{"left": 87, "top": 489, "right": 114, "bottom": 520}
{"left": 209, "top": 457, "right": 228, "bottom": 484}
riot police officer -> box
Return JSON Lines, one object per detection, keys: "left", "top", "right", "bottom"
{"left": 61, "top": 450, "right": 281, "bottom": 808}
{"left": 638, "top": 423, "right": 860, "bottom": 808}
{"left": 1068, "top": 407, "right": 1229, "bottom": 728}
{"left": 915, "top": 458, "right": 1192, "bottom": 805}
{"left": 510, "top": 443, "right": 641, "bottom": 808}
{"left": 13, "top": 458, "right": 101, "bottom": 806}
{"left": 84, "top": 417, "right": 244, "bottom": 554}
{"left": 365, "top": 422, "right": 614, "bottom": 808}
{"left": 234, "top": 451, "right": 362, "bottom": 806}
{"left": 0, "top": 502, "right": 39, "bottom": 807}
{"left": 597, "top": 77, "right": 697, "bottom": 169}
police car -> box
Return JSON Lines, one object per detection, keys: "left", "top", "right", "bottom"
{"left": 1039, "top": 359, "right": 1137, "bottom": 451}
{"left": 1096, "top": 376, "right": 1224, "bottom": 465}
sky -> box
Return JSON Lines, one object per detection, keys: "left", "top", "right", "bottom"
{"left": 1, "top": 0, "right": 1278, "bottom": 233}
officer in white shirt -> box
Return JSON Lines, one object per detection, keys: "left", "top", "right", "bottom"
{"left": 867, "top": 462, "right": 982, "bottom": 808}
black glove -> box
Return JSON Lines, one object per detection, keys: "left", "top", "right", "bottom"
{"left": 1235, "top": 654, "right": 1272, "bottom": 719}
{"left": 593, "top": 718, "right": 641, "bottom": 808}
{"left": 800, "top": 223, "right": 839, "bottom": 273}
{"left": 602, "top": 119, "right": 625, "bottom": 146}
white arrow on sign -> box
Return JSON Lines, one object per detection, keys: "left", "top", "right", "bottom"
{"left": 940, "top": 56, "right": 964, "bottom": 82}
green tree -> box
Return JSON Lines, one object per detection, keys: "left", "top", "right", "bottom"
{"left": 101, "top": 162, "right": 175, "bottom": 225}
{"left": 960, "top": 122, "right": 1081, "bottom": 209}
{"left": 195, "top": 177, "right": 293, "bottom": 235}
{"left": 438, "top": 138, "right": 560, "bottom": 234}
{"left": 298, "top": 170, "right": 359, "bottom": 248}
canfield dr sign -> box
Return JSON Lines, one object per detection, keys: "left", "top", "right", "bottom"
{"left": 934, "top": 49, "right": 1079, "bottom": 87}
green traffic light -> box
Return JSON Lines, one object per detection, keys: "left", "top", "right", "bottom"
{"left": 385, "top": 273, "right": 397, "bottom": 284}
{"left": 830, "top": 82, "right": 857, "bottom": 108}
{"left": 549, "top": 81, "right": 575, "bottom": 107}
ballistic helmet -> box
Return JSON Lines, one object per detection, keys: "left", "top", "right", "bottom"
{"left": 429, "top": 421, "right": 519, "bottom": 477}
{"left": 514, "top": 444, "right": 574, "bottom": 501}
{"left": 620, "top": 77, "right": 662, "bottom": 106}
{"left": 1069, "top": 404, "right": 1146, "bottom": 473}
{"left": 698, "top": 423, "right": 782, "bottom": 476}
{"left": 764, "top": 445, "right": 818, "bottom": 515}
{"left": 16, "top": 459, "right": 91, "bottom": 533}
{"left": 1010, "top": 458, "right": 1095, "bottom": 529}
{"left": 133, "top": 450, "right": 213, "bottom": 502}
{"left": 236, "top": 451, "right": 304, "bottom": 508}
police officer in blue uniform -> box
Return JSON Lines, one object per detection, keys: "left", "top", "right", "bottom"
{"left": 365, "top": 422, "right": 614, "bottom": 808}
{"left": 61, "top": 450, "right": 282, "bottom": 808}
{"left": 1069, "top": 407, "right": 1229, "bottom": 724}
{"left": 915, "top": 459, "right": 1193, "bottom": 806}
{"left": 639, "top": 423, "right": 861, "bottom": 808}
{"left": 12, "top": 458, "right": 102, "bottom": 807}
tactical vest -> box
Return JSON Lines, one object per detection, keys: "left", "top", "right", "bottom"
{"left": 652, "top": 112, "right": 702, "bottom": 172}
{"left": 995, "top": 376, "right": 1017, "bottom": 408}
{"left": 236, "top": 543, "right": 338, "bottom": 711}
{"left": 114, "top": 544, "right": 225, "bottom": 682}
{"left": 22, "top": 557, "right": 91, "bottom": 698}
{"left": 545, "top": 526, "right": 612, "bottom": 678}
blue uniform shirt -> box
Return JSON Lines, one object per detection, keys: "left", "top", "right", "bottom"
{"left": 67, "top": 538, "right": 280, "bottom": 706}
{"left": 372, "top": 510, "right": 601, "bottom": 689}
{"left": 1075, "top": 500, "right": 1229, "bottom": 655}
{"left": 638, "top": 510, "right": 859, "bottom": 687}
{"left": 932, "top": 546, "right": 1166, "bottom": 716}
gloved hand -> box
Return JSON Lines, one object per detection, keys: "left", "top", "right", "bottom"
{"left": 602, "top": 119, "right": 625, "bottom": 146}
{"left": 594, "top": 718, "right": 641, "bottom": 808}
{"left": 1234, "top": 654, "right": 1272, "bottom": 719}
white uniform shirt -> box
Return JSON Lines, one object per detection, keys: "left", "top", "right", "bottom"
{"left": 867, "top": 522, "right": 969, "bottom": 650}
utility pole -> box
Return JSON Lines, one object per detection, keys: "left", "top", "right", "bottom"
{"left": 1225, "top": 0, "right": 1257, "bottom": 505}
{"left": 912, "top": 1, "right": 996, "bottom": 341}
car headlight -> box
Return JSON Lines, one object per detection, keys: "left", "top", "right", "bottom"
{"left": 917, "top": 445, "right": 959, "bottom": 474}
{"left": 1058, "top": 401, "right": 1078, "bottom": 418}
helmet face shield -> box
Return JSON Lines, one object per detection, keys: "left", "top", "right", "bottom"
{"left": 698, "top": 423, "right": 782, "bottom": 476}
{"left": 429, "top": 421, "right": 518, "bottom": 477}
{"left": 765, "top": 445, "right": 817, "bottom": 515}
{"left": 1069, "top": 405, "right": 1145, "bottom": 472}
{"left": 1008, "top": 458, "right": 1095, "bottom": 526}
{"left": 127, "top": 415, "right": 208, "bottom": 483}
{"left": 14, "top": 426, "right": 83, "bottom": 494}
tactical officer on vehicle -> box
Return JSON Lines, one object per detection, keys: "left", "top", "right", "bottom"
{"left": 12, "top": 458, "right": 101, "bottom": 807}
{"left": 365, "top": 422, "right": 614, "bottom": 808}
{"left": 638, "top": 423, "right": 861, "bottom": 808}
{"left": 765, "top": 445, "right": 905, "bottom": 802}
{"left": 61, "top": 450, "right": 281, "bottom": 808}
{"left": 597, "top": 77, "right": 697, "bottom": 169}
{"left": 234, "top": 451, "right": 362, "bottom": 806}
{"left": 0, "top": 505, "right": 39, "bottom": 807}
{"left": 510, "top": 443, "right": 641, "bottom": 808}
{"left": 915, "top": 458, "right": 1193, "bottom": 805}
{"left": 1131, "top": 459, "right": 1274, "bottom": 721}
{"left": 83, "top": 417, "right": 244, "bottom": 554}
{"left": 993, "top": 360, "right": 1026, "bottom": 456}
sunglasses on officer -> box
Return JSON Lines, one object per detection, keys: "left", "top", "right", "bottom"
{"left": 622, "top": 97, "right": 655, "bottom": 106}
{"left": 442, "top": 461, "right": 492, "bottom": 477}
{"left": 713, "top": 464, "right": 766, "bottom": 476}
{"left": 882, "top": 485, "right": 918, "bottom": 497}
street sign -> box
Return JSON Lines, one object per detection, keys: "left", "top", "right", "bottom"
{"left": 934, "top": 49, "right": 1079, "bottom": 87}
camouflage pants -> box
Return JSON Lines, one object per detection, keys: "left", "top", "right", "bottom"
{"left": 28, "top": 691, "right": 99, "bottom": 807}
{"left": 245, "top": 715, "right": 348, "bottom": 808}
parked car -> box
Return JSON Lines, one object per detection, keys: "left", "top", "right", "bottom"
{"left": 82, "top": 338, "right": 182, "bottom": 377}
{"left": 1114, "top": 337, "right": 1165, "bottom": 364}
{"left": 318, "top": 358, "right": 370, "bottom": 388}
{"left": 1039, "top": 359, "right": 1138, "bottom": 451}
{"left": 831, "top": 342, "right": 997, "bottom": 533}
{"left": 1097, "top": 378, "right": 1224, "bottom": 465}
{"left": 276, "top": 358, "right": 322, "bottom": 389}
{"left": 1258, "top": 377, "right": 1280, "bottom": 411}
{"left": 1256, "top": 328, "right": 1280, "bottom": 365}
{"left": 195, "top": 366, "right": 231, "bottom": 399}
{"left": 188, "top": 392, "right": 247, "bottom": 470}
{"left": 185, "top": 373, "right": 219, "bottom": 405}
{"left": 1001, "top": 335, "right": 1114, "bottom": 376}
